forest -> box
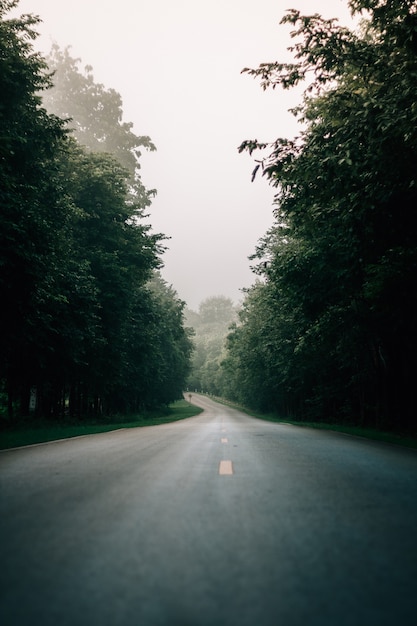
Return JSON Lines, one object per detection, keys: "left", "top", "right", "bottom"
{"left": 0, "top": 0, "right": 193, "bottom": 419}
{"left": 218, "top": 0, "right": 417, "bottom": 434}
{"left": 185, "top": 296, "right": 238, "bottom": 396}
{"left": 2, "top": 0, "right": 417, "bottom": 435}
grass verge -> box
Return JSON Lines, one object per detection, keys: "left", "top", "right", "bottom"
{"left": 0, "top": 400, "right": 203, "bottom": 451}
{"left": 211, "top": 396, "right": 417, "bottom": 449}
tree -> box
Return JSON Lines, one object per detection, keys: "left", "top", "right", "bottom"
{"left": 186, "top": 297, "right": 238, "bottom": 395}
{"left": 230, "top": 0, "right": 417, "bottom": 431}
{"left": 42, "top": 44, "right": 157, "bottom": 234}
{"left": 116, "top": 273, "right": 194, "bottom": 411}
{"left": 42, "top": 45, "right": 155, "bottom": 183}
{"left": 1, "top": 2, "right": 191, "bottom": 419}
{"left": 0, "top": 0, "right": 71, "bottom": 415}
{"left": 49, "top": 142, "right": 164, "bottom": 416}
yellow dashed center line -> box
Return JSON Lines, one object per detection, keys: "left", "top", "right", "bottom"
{"left": 219, "top": 460, "right": 233, "bottom": 475}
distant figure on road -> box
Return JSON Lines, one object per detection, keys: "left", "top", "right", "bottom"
{"left": 188, "top": 393, "right": 192, "bottom": 402}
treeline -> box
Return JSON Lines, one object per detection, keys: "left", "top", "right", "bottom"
{"left": 0, "top": 1, "right": 192, "bottom": 419}
{"left": 185, "top": 296, "right": 237, "bottom": 395}
{"left": 221, "top": 0, "right": 417, "bottom": 433}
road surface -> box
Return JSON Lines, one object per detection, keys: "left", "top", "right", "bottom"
{"left": 1, "top": 394, "right": 417, "bottom": 625}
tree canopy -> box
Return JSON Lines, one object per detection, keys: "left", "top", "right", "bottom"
{"left": 42, "top": 44, "right": 157, "bottom": 210}
{"left": 43, "top": 45, "right": 155, "bottom": 177}
{"left": 223, "top": 0, "right": 417, "bottom": 432}
{"left": 186, "top": 296, "right": 237, "bottom": 396}
{"left": 0, "top": 1, "right": 192, "bottom": 419}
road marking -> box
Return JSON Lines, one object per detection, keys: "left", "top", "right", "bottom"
{"left": 221, "top": 438, "right": 228, "bottom": 443}
{"left": 219, "top": 460, "right": 233, "bottom": 475}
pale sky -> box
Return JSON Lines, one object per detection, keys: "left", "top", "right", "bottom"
{"left": 14, "top": 0, "right": 355, "bottom": 309}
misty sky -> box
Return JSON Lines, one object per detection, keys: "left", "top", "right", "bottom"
{"left": 15, "top": 0, "right": 355, "bottom": 310}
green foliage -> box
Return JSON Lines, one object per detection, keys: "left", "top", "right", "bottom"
{"left": 0, "top": 400, "right": 204, "bottom": 450}
{"left": 43, "top": 45, "right": 156, "bottom": 177}
{"left": 1, "top": 1, "right": 69, "bottom": 409}
{"left": 42, "top": 45, "right": 157, "bottom": 213}
{"left": 186, "top": 296, "right": 238, "bottom": 395}
{"left": 226, "top": 0, "right": 417, "bottom": 432}
{"left": 116, "top": 273, "right": 194, "bottom": 411}
{"left": 0, "top": 2, "right": 192, "bottom": 420}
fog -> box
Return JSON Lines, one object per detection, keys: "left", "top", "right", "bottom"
{"left": 15, "top": 0, "right": 355, "bottom": 310}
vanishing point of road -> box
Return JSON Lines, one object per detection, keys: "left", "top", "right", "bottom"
{"left": 1, "top": 394, "right": 416, "bottom": 625}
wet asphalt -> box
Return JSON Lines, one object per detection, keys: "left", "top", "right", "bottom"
{"left": 1, "top": 394, "right": 417, "bottom": 625}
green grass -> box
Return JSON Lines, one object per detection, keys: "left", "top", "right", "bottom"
{"left": 210, "top": 395, "right": 417, "bottom": 449}
{"left": 0, "top": 400, "right": 204, "bottom": 450}
{"left": 4, "top": 394, "right": 416, "bottom": 451}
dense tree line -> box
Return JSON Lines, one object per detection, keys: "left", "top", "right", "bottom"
{"left": 185, "top": 296, "right": 237, "bottom": 395}
{"left": 0, "top": 0, "right": 192, "bottom": 419}
{"left": 222, "top": 0, "right": 417, "bottom": 433}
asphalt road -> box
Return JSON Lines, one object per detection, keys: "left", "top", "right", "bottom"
{"left": 1, "top": 394, "right": 417, "bottom": 626}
